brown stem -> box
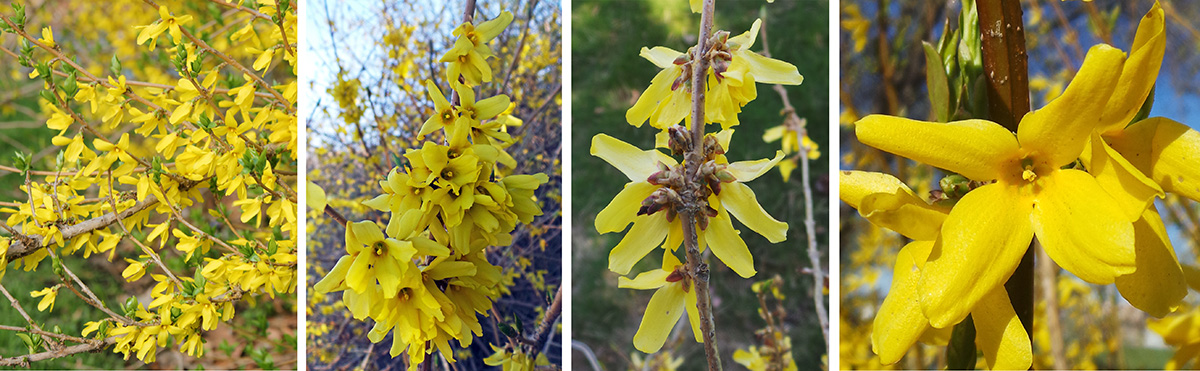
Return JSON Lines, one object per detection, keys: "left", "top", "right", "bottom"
{"left": 758, "top": 19, "right": 827, "bottom": 345}
{"left": 682, "top": 1, "right": 721, "bottom": 370}
{"left": 0, "top": 337, "right": 115, "bottom": 367}
{"left": 977, "top": 0, "right": 1034, "bottom": 353}
{"left": 323, "top": 205, "right": 349, "bottom": 227}
{"left": 1037, "top": 245, "right": 1067, "bottom": 369}
{"left": 528, "top": 286, "right": 563, "bottom": 360}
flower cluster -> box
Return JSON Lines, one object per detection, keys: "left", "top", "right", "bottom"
{"left": 311, "top": 10, "right": 549, "bottom": 370}
{"left": 0, "top": 0, "right": 297, "bottom": 364}
{"left": 841, "top": 2, "right": 1200, "bottom": 367}
{"left": 593, "top": 1, "right": 801, "bottom": 354}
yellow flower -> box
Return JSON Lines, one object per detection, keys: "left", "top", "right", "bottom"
{"left": 30, "top": 286, "right": 58, "bottom": 312}
{"left": 626, "top": 19, "right": 802, "bottom": 129}
{"left": 417, "top": 80, "right": 457, "bottom": 139}
{"left": 38, "top": 26, "right": 55, "bottom": 48}
{"left": 439, "top": 11, "right": 513, "bottom": 86}
{"left": 136, "top": 6, "right": 194, "bottom": 50}
{"left": 854, "top": 44, "right": 1138, "bottom": 328}
{"left": 319, "top": 221, "right": 416, "bottom": 297}
{"left": 840, "top": 171, "right": 1030, "bottom": 369}
{"left": 620, "top": 251, "right": 700, "bottom": 353}
{"left": 591, "top": 132, "right": 786, "bottom": 279}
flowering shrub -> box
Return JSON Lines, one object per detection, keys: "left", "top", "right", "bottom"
{"left": 0, "top": 0, "right": 297, "bottom": 368}
{"left": 305, "top": 1, "right": 562, "bottom": 370}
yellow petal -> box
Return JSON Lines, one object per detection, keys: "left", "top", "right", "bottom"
{"left": 591, "top": 134, "right": 675, "bottom": 182}
{"left": 872, "top": 240, "right": 934, "bottom": 364}
{"left": 727, "top": 151, "right": 784, "bottom": 182}
{"left": 306, "top": 181, "right": 327, "bottom": 212}
{"left": 1115, "top": 207, "right": 1186, "bottom": 318}
{"left": 595, "top": 182, "right": 657, "bottom": 234}
{"left": 608, "top": 215, "right": 669, "bottom": 275}
{"left": 719, "top": 182, "right": 786, "bottom": 243}
{"left": 1108, "top": 117, "right": 1200, "bottom": 203}
{"left": 475, "top": 95, "right": 511, "bottom": 120}
{"left": 474, "top": 11, "right": 513, "bottom": 41}
{"left": 702, "top": 211, "right": 755, "bottom": 278}
{"left": 1032, "top": 169, "right": 1136, "bottom": 284}
{"left": 1083, "top": 133, "right": 1162, "bottom": 222}
{"left": 972, "top": 286, "right": 1032, "bottom": 371}
{"left": 840, "top": 170, "right": 949, "bottom": 241}
{"left": 855, "top": 116, "right": 1016, "bottom": 181}
{"left": 1017, "top": 44, "right": 1125, "bottom": 167}
{"left": 640, "top": 46, "right": 684, "bottom": 69}
{"left": 632, "top": 285, "right": 686, "bottom": 353}
{"left": 626, "top": 68, "right": 680, "bottom": 127}
{"left": 684, "top": 288, "right": 702, "bottom": 343}
{"left": 1098, "top": 2, "right": 1164, "bottom": 135}
{"left": 617, "top": 269, "right": 670, "bottom": 290}
{"left": 739, "top": 51, "right": 803, "bottom": 85}
{"left": 921, "top": 183, "right": 1033, "bottom": 328}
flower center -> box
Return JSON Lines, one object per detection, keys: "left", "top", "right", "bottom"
{"left": 372, "top": 241, "right": 386, "bottom": 257}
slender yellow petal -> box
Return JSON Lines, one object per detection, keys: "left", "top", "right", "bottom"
{"left": 1083, "top": 133, "right": 1163, "bottom": 222}
{"left": 1109, "top": 117, "right": 1200, "bottom": 203}
{"left": 475, "top": 11, "right": 514, "bottom": 41}
{"left": 840, "top": 170, "right": 949, "bottom": 241}
{"left": 726, "top": 151, "right": 784, "bottom": 182}
{"left": 739, "top": 51, "right": 803, "bottom": 85}
{"left": 609, "top": 215, "right": 670, "bottom": 275}
{"left": 872, "top": 240, "right": 934, "bottom": 364}
{"left": 595, "top": 182, "right": 657, "bottom": 234}
{"left": 719, "top": 182, "right": 787, "bottom": 243}
{"left": 306, "top": 181, "right": 327, "bottom": 212}
{"left": 921, "top": 183, "right": 1033, "bottom": 328}
{"left": 855, "top": 116, "right": 1016, "bottom": 181}
{"left": 627, "top": 68, "right": 680, "bottom": 127}
{"left": 591, "top": 134, "right": 675, "bottom": 182}
{"left": 475, "top": 95, "right": 511, "bottom": 120}
{"left": 702, "top": 211, "right": 755, "bottom": 278}
{"left": 640, "top": 46, "right": 684, "bottom": 69}
{"left": 1098, "top": 2, "right": 1165, "bottom": 135}
{"left": 1018, "top": 44, "right": 1125, "bottom": 167}
{"left": 632, "top": 285, "right": 686, "bottom": 353}
{"left": 972, "top": 286, "right": 1032, "bottom": 371}
{"left": 617, "top": 269, "right": 671, "bottom": 290}
{"left": 1115, "top": 207, "right": 1186, "bottom": 318}
{"left": 1032, "top": 169, "right": 1136, "bottom": 284}
{"left": 684, "top": 288, "right": 702, "bottom": 343}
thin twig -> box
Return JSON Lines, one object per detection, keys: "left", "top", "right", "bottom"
{"left": 758, "top": 16, "right": 827, "bottom": 345}
{"left": 683, "top": 0, "right": 721, "bottom": 370}
{"left": 527, "top": 286, "right": 562, "bottom": 360}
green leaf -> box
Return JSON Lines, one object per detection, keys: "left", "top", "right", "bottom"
{"left": 947, "top": 314, "right": 978, "bottom": 370}
{"left": 923, "top": 41, "right": 951, "bottom": 123}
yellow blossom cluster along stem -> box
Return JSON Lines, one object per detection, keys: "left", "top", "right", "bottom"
{"left": 0, "top": 0, "right": 298, "bottom": 366}
{"left": 683, "top": 0, "right": 722, "bottom": 370}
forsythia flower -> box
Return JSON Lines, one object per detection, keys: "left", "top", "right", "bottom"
{"left": 439, "top": 11, "right": 513, "bottom": 86}
{"left": 136, "top": 6, "right": 194, "bottom": 50}
{"left": 592, "top": 131, "right": 786, "bottom": 279}
{"left": 627, "top": 19, "right": 802, "bottom": 129}
{"left": 30, "top": 286, "right": 58, "bottom": 312}
{"left": 840, "top": 171, "right": 1030, "bottom": 370}
{"left": 854, "top": 44, "right": 1139, "bottom": 328}
{"left": 620, "top": 251, "right": 701, "bottom": 353}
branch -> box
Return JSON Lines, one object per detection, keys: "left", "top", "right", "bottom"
{"left": 684, "top": 0, "right": 721, "bottom": 370}
{"left": 4, "top": 198, "right": 158, "bottom": 261}
{"left": 0, "top": 337, "right": 115, "bottom": 367}
{"left": 527, "top": 286, "right": 562, "bottom": 360}
{"left": 758, "top": 16, "right": 827, "bottom": 346}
